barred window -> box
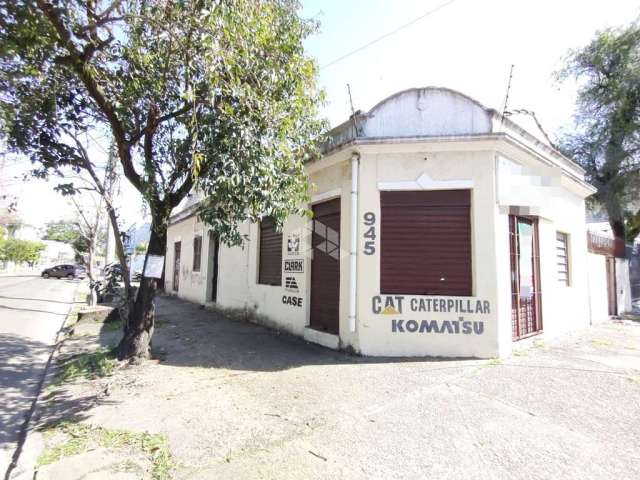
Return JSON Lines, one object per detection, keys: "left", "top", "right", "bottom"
{"left": 193, "top": 235, "right": 202, "bottom": 272}
{"left": 556, "top": 232, "right": 569, "bottom": 285}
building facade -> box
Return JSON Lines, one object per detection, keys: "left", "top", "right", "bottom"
{"left": 165, "top": 87, "right": 598, "bottom": 358}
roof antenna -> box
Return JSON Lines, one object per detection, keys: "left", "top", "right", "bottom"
{"left": 500, "top": 64, "right": 515, "bottom": 129}
{"left": 347, "top": 83, "right": 359, "bottom": 138}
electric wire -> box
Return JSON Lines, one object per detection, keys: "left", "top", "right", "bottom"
{"left": 320, "top": 0, "right": 459, "bottom": 69}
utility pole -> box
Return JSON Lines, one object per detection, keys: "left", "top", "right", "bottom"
{"left": 103, "top": 141, "right": 118, "bottom": 267}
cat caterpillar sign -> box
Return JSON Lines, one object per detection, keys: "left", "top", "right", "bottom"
{"left": 371, "top": 296, "right": 491, "bottom": 315}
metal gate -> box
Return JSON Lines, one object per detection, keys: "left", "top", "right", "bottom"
{"left": 509, "top": 215, "right": 542, "bottom": 340}
{"left": 606, "top": 256, "right": 617, "bottom": 316}
{"left": 309, "top": 198, "right": 341, "bottom": 334}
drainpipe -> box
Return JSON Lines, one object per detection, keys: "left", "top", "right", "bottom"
{"left": 349, "top": 151, "right": 360, "bottom": 333}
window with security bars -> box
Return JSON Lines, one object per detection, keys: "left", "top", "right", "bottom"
{"left": 192, "top": 235, "right": 202, "bottom": 272}
{"left": 556, "top": 231, "right": 569, "bottom": 285}
{"left": 258, "top": 217, "right": 282, "bottom": 286}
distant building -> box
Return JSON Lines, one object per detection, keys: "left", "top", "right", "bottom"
{"left": 40, "top": 240, "right": 75, "bottom": 267}
{"left": 123, "top": 222, "right": 151, "bottom": 255}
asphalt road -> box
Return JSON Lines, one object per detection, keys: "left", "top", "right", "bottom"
{"left": 0, "top": 275, "right": 78, "bottom": 473}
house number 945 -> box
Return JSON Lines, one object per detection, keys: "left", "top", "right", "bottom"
{"left": 363, "top": 212, "right": 376, "bottom": 255}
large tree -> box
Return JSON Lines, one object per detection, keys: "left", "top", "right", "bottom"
{"left": 557, "top": 20, "right": 640, "bottom": 243}
{"left": 0, "top": 0, "right": 324, "bottom": 361}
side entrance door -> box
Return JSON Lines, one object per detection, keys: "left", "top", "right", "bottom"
{"left": 309, "top": 198, "right": 341, "bottom": 334}
{"left": 173, "top": 241, "right": 181, "bottom": 292}
{"left": 509, "top": 215, "right": 542, "bottom": 340}
{"left": 606, "top": 256, "right": 617, "bottom": 316}
{"left": 209, "top": 232, "right": 220, "bottom": 302}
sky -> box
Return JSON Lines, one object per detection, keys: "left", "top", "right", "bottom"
{"left": 2, "top": 0, "right": 638, "bottom": 231}
{"left": 303, "top": 0, "right": 639, "bottom": 130}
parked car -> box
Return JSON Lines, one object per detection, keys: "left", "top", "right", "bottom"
{"left": 41, "top": 264, "right": 85, "bottom": 279}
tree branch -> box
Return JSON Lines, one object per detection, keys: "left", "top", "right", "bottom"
{"left": 130, "top": 102, "right": 193, "bottom": 144}
{"left": 36, "top": 0, "right": 144, "bottom": 194}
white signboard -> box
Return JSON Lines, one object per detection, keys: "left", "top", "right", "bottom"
{"left": 144, "top": 255, "right": 165, "bottom": 279}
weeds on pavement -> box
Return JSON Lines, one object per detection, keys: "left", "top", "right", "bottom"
{"left": 53, "top": 348, "right": 117, "bottom": 386}
{"left": 37, "top": 421, "right": 174, "bottom": 479}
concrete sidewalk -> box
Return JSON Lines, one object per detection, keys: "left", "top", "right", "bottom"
{"left": 33, "top": 295, "right": 640, "bottom": 479}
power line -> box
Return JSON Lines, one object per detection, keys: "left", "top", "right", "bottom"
{"left": 85, "top": 132, "right": 109, "bottom": 155}
{"left": 320, "top": 0, "right": 459, "bottom": 69}
{"left": 500, "top": 64, "right": 515, "bottom": 129}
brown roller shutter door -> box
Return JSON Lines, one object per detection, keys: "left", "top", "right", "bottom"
{"left": 380, "top": 190, "right": 472, "bottom": 296}
{"left": 310, "top": 198, "right": 341, "bottom": 334}
{"left": 258, "top": 217, "right": 282, "bottom": 286}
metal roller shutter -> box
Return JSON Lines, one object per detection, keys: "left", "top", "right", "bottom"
{"left": 380, "top": 190, "right": 472, "bottom": 296}
{"left": 258, "top": 217, "right": 282, "bottom": 286}
{"left": 310, "top": 198, "right": 341, "bottom": 333}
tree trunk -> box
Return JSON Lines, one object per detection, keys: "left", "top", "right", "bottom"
{"left": 86, "top": 240, "right": 95, "bottom": 281}
{"left": 604, "top": 185, "right": 626, "bottom": 242}
{"left": 117, "top": 219, "right": 167, "bottom": 362}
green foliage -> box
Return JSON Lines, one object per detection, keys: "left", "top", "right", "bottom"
{"left": 0, "top": 0, "right": 325, "bottom": 247}
{"left": 134, "top": 241, "right": 148, "bottom": 254}
{"left": 557, "top": 20, "right": 640, "bottom": 241}
{"left": 53, "top": 348, "right": 117, "bottom": 386}
{"left": 0, "top": 0, "right": 325, "bottom": 356}
{"left": 0, "top": 237, "right": 45, "bottom": 264}
{"left": 38, "top": 422, "right": 174, "bottom": 479}
{"left": 624, "top": 207, "right": 640, "bottom": 242}
{"left": 43, "top": 220, "right": 80, "bottom": 244}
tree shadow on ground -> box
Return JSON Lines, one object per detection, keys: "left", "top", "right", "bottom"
{"left": 0, "top": 333, "right": 51, "bottom": 451}
{"left": 151, "top": 296, "right": 478, "bottom": 374}
{"left": 0, "top": 295, "right": 77, "bottom": 305}
{"left": 0, "top": 333, "right": 118, "bottom": 452}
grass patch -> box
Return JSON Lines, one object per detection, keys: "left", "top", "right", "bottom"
{"left": 53, "top": 348, "right": 117, "bottom": 386}
{"left": 102, "top": 320, "right": 123, "bottom": 332}
{"left": 472, "top": 357, "right": 502, "bottom": 374}
{"left": 38, "top": 422, "right": 174, "bottom": 479}
{"left": 512, "top": 349, "right": 529, "bottom": 357}
{"left": 154, "top": 318, "right": 169, "bottom": 328}
{"left": 590, "top": 339, "right": 613, "bottom": 348}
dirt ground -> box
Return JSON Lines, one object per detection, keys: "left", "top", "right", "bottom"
{"left": 29, "top": 295, "right": 640, "bottom": 479}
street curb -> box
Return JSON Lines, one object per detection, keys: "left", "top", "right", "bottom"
{"left": 3, "top": 282, "right": 84, "bottom": 480}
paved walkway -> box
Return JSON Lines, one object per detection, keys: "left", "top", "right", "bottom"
{"left": 0, "top": 276, "right": 78, "bottom": 476}
{"left": 37, "top": 296, "right": 640, "bottom": 479}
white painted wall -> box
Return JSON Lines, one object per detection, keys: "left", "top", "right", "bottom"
{"left": 363, "top": 88, "right": 492, "bottom": 138}
{"left": 535, "top": 189, "right": 591, "bottom": 339}
{"left": 165, "top": 87, "right": 596, "bottom": 358}
{"left": 164, "top": 215, "right": 211, "bottom": 305}
{"left": 355, "top": 149, "right": 500, "bottom": 358}
{"left": 166, "top": 160, "right": 355, "bottom": 346}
